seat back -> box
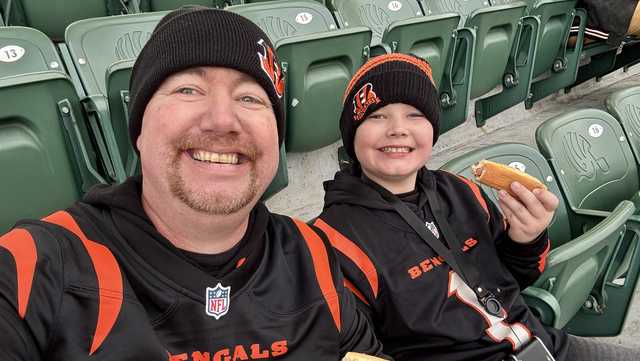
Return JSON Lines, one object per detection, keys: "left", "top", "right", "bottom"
{"left": 606, "top": 86, "right": 640, "bottom": 167}
{"left": 329, "top": 0, "right": 423, "bottom": 45}
{"left": 528, "top": 0, "right": 576, "bottom": 77}
{"left": 439, "top": 142, "right": 571, "bottom": 247}
{"left": 0, "top": 71, "right": 105, "bottom": 234}
{"left": 228, "top": 0, "right": 338, "bottom": 41}
{"left": 536, "top": 109, "right": 640, "bottom": 212}
{"left": 0, "top": 26, "right": 64, "bottom": 77}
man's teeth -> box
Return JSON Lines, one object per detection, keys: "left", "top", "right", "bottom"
{"left": 192, "top": 150, "right": 239, "bottom": 164}
{"left": 381, "top": 146, "right": 411, "bottom": 153}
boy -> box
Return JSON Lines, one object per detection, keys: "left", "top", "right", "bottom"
{"left": 315, "top": 54, "right": 639, "bottom": 361}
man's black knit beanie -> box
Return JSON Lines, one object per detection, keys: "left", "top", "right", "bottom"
{"left": 340, "top": 53, "right": 440, "bottom": 161}
{"left": 128, "top": 7, "right": 286, "bottom": 149}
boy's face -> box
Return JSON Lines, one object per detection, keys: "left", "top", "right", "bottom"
{"left": 354, "top": 103, "right": 434, "bottom": 189}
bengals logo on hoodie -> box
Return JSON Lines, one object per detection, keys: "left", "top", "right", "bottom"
{"left": 257, "top": 39, "right": 285, "bottom": 98}
{"left": 352, "top": 83, "right": 381, "bottom": 121}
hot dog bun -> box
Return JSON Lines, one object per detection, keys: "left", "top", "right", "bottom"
{"left": 472, "top": 160, "right": 546, "bottom": 197}
{"left": 342, "top": 352, "right": 387, "bottom": 361}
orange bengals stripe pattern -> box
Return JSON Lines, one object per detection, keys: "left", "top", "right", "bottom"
{"left": 43, "top": 211, "right": 123, "bottom": 356}
{"left": 343, "top": 279, "right": 370, "bottom": 306}
{"left": 314, "top": 218, "right": 379, "bottom": 298}
{"left": 293, "top": 219, "right": 341, "bottom": 331}
{"left": 0, "top": 229, "right": 38, "bottom": 318}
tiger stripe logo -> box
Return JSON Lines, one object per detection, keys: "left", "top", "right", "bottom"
{"left": 353, "top": 83, "right": 381, "bottom": 121}
{"left": 257, "top": 39, "right": 285, "bottom": 98}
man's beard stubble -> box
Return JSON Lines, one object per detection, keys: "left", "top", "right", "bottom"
{"left": 168, "top": 134, "right": 261, "bottom": 215}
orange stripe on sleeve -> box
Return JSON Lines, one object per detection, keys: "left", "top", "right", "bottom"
{"left": 293, "top": 219, "right": 341, "bottom": 331}
{"left": 538, "top": 239, "right": 551, "bottom": 273}
{"left": 313, "top": 218, "right": 379, "bottom": 298}
{"left": 343, "top": 279, "right": 370, "bottom": 307}
{"left": 43, "top": 211, "right": 123, "bottom": 356}
{"left": 454, "top": 175, "right": 490, "bottom": 219}
{"left": 0, "top": 229, "right": 37, "bottom": 318}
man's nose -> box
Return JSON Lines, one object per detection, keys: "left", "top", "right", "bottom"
{"left": 197, "top": 94, "right": 241, "bottom": 134}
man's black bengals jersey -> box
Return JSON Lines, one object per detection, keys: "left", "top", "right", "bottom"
{"left": 0, "top": 177, "right": 385, "bottom": 361}
{"left": 316, "top": 167, "right": 569, "bottom": 361}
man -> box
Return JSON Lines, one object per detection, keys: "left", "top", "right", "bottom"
{"left": 0, "top": 8, "right": 384, "bottom": 361}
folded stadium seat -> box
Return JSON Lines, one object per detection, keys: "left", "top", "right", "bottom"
{"left": 228, "top": 0, "right": 373, "bottom": 153}
{"left": 422, "top": 0, "right": 539, "bottom": 127}
{"left": 536, "top": 109, "right": 640, "bottom": 336}
{"left": 327, "top": 0, "right": 474, "bottom": 135}
{"left": 0, "top": 27, "right": 106, "bottom": 233}
{"left": 607, "top": 86, "right": 640, "bottom": 167}
{"left": 1, "top": 0, "right": 136, "bottom": 41}
{"left": 521, "top": 0, "right": 587, "bottom": 109}
{"left": 440, "top": 142, "right": 634, "bottom": 330}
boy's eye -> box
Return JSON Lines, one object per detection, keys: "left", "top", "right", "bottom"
{"left": 368, "top": 113, "right": 385, "bottom": 119}
{"left": 408, "top": 113, "right": 426, "bottom": 119}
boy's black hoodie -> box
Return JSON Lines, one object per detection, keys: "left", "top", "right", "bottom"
{"left": 316, "top": 167, "right": 568, "bottom": 361}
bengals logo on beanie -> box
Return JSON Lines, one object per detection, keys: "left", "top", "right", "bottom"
{"left": 257, "top": 39, "right": 285, "bottom": 98}
{"left": 353, "top": 83, "right": 381, "bottom": 121}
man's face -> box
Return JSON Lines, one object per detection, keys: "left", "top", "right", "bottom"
{"left": 354, "top": 103, "right": 434, "bottom": 187}
{"left": 137, "top": 66, "right": 279, "bottom": 215}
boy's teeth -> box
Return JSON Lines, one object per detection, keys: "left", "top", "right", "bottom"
{"left": 382, "top": 146, "right": 411, "bottom": 153}
{"left": 192, "top": 150, "right": 239, "bottom": 164}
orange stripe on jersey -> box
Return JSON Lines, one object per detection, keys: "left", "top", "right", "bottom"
{"left": 313, "top": 218, "right": 379, "bottom": 298}
{"left": 538, "top": 239, "right": 551, "bottom": 273}
{"left": 0, "top": 229, "right": 37, "bottom": 318}
{"left": 343, "top": 279, "right": 370, "bottom": 306}
{"left": 43, "top": 211, "right": 123, "bottom": 356}
{"left": 293, "top": 219, "right": 341, "bottom": 331}
{"left": 454, "top": 175, "right": 490, "bottom": 219}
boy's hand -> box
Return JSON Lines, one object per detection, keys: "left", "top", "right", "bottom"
{"left": 498, "top": 181, "right": 559, "bottom": 244}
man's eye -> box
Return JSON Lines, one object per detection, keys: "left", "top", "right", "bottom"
{"left": 240, "top": 95, "right": 264, "bottom": 104}
{"left": 176, "top": 87, "right": 197, "bottom": 95}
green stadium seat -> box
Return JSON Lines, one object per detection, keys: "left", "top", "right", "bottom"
{"left": 424, "top": 1, "right": 539, "bottom": 127}
{"left": 607, "top": 86, "right": 640, "bottom": 167}
{"left": 440, "top": 142, "right": 634, "bottom": 329}
{"left": 328, "top": 0, "right": 474, "bottom": 135}
{"left": 0, "top": 27, "right": 106, "bottom": 233}
{"left": 536, "top": 109, "right": 640, "bottom": 336}
{"left": 64, "top": 11, "right": 168, "bottom": 182}
{"left": 1, "top": 0, "right": 136, "bottom": 41}
{"left": 524, "top": 1, "right": 587, "bottom": 109}
{"left": 0, "top": 26, "right": 65, "bottom": 77}
{"left": 229, "top": 1, "right": 373, "bottom": 152}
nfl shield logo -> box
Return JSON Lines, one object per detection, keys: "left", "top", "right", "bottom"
{"left": 206, "top": 283, "right": 231, "bottom": 319}
{"left": 426, "top": 221, "right": 439, "bottom": 239}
